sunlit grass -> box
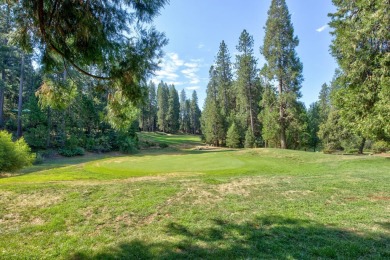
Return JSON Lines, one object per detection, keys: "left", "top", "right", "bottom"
{"left": 0, "top": 134, "right": 389, "bottom": 259}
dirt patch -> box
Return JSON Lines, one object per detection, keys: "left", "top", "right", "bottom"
{"left": 373, "top": 153, "right": 390, "bottom": 158}
{"left": 368, "top": 195, "right": 390, "bottom": 201}
{"left": 0, "top": 213, "right": 21, "bottom": 224}
{"left": 14, "top": 193, "right": 63, "bottom": 208}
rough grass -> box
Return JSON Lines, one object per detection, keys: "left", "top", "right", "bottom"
{"left": 0, "top": 134, "right": 389, "bottom": 259}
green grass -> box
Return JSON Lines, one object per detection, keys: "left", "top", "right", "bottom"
{"left": 0, "top": 133, "right": 389, "bottom": 259}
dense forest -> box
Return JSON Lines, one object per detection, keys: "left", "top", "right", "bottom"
{"left": 0, "top": 0, "right": 389, "bottom": 172}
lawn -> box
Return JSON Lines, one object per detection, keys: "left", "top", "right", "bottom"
{"left": 0, "top": 133, "right": 389, "bottom": 259}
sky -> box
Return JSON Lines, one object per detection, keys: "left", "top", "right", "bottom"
{"left": 152, "top": 0, "right": 338, "bottom": 109}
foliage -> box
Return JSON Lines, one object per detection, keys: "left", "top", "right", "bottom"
{"left": 58, "top": 147, "right": 85, "bottom": 157}
{"left": 226, "top": 122, "right": 241, "bottom": 148}
{"left": 119, "top": 137, "right": 138, "bottom": 154}
{"left": 8, "top": 0, "right": 168, "bottom": 103}
{"left": 201, "top": 66, "right": 225, "bottom": 146}
{"left": 0, "top": 130, "right": 35, "bottom": 172}
{"left": 244, "top": 128, "right": 256, "bottom": 148}
{"left": 158, "top": 142, "right": 169, "bottom": 149}
{"left": 372, "top": 140, "right": 389, "bottom": 154}
{"left": 329, "top": 0, "right": 390, "bottom": 140}
{"left": 261, "top": 0, "right": 303, "bottom": 149}
{"left": 235, "top": 30, "right": 261, "bottom": 137}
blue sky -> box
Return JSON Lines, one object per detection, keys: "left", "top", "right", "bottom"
{"left": 152, "top": 0, "right": 337, "bottom": 109}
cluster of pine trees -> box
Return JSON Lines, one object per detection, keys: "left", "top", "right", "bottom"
{"left": 139, "top": 81, "right": 201, "bottom": 134}
{"left": 202, "top": 0, "right": 305, "bottom": 149}
{"left": 201, "top": 0, "right": 389, "bottom": 153}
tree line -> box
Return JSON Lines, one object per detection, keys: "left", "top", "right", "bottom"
{"left": 0, "top": 0, "right": 389, "bottom": 166}
{"left": 139, "top": 81, "right": 201, "bottom": 134}
{"left": 201, "top": 0, "right": 389, "bottom": 154}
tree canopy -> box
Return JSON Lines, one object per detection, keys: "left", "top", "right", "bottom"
{"left": 6, "top": 0, "right": 168, "bottom": 102}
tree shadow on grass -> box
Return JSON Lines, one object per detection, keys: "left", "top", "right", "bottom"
{"left": 70, "top": 215, "right": 389, "bottom": 259}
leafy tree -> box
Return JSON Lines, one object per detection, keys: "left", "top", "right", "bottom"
{"left": 261, "top": 0, "right": 303, "bottom": 149}
{"left": 244, "top": 128, "right": 256, "bottom": 148}
{"left": 235, "top": 30, "right": 261, "bottom": 137}
{"left": 0, "top": 130, "right": 35, "bottom": 172}
{"left": 329, "top": 0, "right": 390, "bottom": 150}
{"left": 7, "top": 0, "right": 168, "bottom": 104}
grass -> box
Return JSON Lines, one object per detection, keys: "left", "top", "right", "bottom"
{"left": 0, "top": 133, "right": 389, "bottom": 259}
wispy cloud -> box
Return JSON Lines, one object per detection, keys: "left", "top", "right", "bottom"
{"left": 198, "top": 43, "right": 205, "bottom": 49}
{"left": 316, "top": 24, "right": 328, "bottom": 32}
{"left": 154, "top": 53, "right": 204, "bottom": 89}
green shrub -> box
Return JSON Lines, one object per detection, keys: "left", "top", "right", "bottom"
{"left": 372, "top": 140, "right": 389, "bottom": 153}
{"left": 86, "top": 136, "right": 112, "bottom": 153}
{"left": 158, "top": 142, "right": 169, "bottom": 149}
{"left": 0, "top": 131, "right": 35, "bottom": 172}
{"left": 24, "top": 125, "right": 48, "bottom": 149}
{"left": 34, "top": 153, "right": 45, "bottom": 165}
{"left": 119, "top": 137, "right": 138, "bottom": 154}
{"left": 58, "top": 147, "right": 85, "bottom": 157}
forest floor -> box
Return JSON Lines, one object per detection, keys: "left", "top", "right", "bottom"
{"left": 0, "top": 133, "right": 389, "bottom": 259}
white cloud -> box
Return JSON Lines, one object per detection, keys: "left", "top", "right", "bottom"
{"left": 186, "top": 86, "right": 200, "bottom": 90}
{"left": 153, "top": 53, "right": 204, "bottom": 88}
{"left": 316, "top": 24, "right": 328, "bottom": 32}
{"left": 198, "top": 43, "right": 205, "bottom": 49}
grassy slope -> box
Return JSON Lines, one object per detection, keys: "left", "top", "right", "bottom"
{"left": 0, "top": 133, "right": 389, "bottom": 259}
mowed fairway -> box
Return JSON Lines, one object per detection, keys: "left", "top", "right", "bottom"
{"left": 0, "top": 134, "right": 389, "bottom": 259}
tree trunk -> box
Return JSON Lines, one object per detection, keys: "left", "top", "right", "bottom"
{"left": 279, "top": 79, "right": 287, "bottom": 149}
{"left": 46, "top": 107, "right": 51, "bottom": 148}
{"left": 17, "top": 55, "right": 25, "bottom": 138}
{"left": 0, "top": 65, "right": 5, "bottom": 129}
{"left": 358, "top": 137, "right": 366, "bottom": 154}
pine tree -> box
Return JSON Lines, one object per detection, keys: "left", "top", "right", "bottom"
{"left": 215, "top": 41, "right": 233, "bottom": 118}
{"left": 167, "top": 84, "right": 180, "bottom": 133}
{"left": 259, "top": 83, "right": 279, "bottom": 148}
{"left": 235, "top": 30, "right": 261, "bottom": 137}
{"left": 329, "top": 0, "right": 390, "bottom": 146}
{"left": 201, "top": 66, "right": 224, "bottom": 146}
{"left": 147, "top": 81, "right": 157, "bottom": 132}
{"left": 190, "top": 90, "right": 201, "bottom": 134}
{"left": 7, "top": 0, "right": 168, "bottom": 104}
{"left": 179, "top": 89, "right": 187, "bottom": 132}
{"left": 157, "top": 81, "right": 169, "bottom": 132}
{"left": 261, "top": 0, "right": 303, "bottom": 149}
{"left": 226, "top": 122, "right": 241, "bottom": 148}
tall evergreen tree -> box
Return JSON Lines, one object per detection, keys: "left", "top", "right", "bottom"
{"left": 167, "top": 84, "right": 180, "bottom": 133}
{"left": 190, "top": 90, "right": 201, "bottom": 134}
{"left": 201, "top": 66, "right": 224, "bottom": 146}
{"left": 147, "top": 81, "right": 157, "bottom": 132}
{"left": 329, "top": 0, "right": 390, "bottom": 148}
{"left": 179, "top": 89, "right": 187, "bottom": 132}
{"left": 157, "top": 81, "right": 169, "bottom": 132}
{"left": 261, "top": 0, "right": 303, "bottom": 149}
{"left": 215, "top": 41, "right": 233, "bottom": 118}
{"left": 235, "top": 30, "right": 261, "bottom": 137}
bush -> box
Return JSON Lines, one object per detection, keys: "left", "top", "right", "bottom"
{"left": 0, "top": 131, "right": 35, "bottom": 172}
{"left": 159, "top": 142, "right": 169, "bottom": 149}
{"left": 86, "top": 136, "right": 112, "bottom": 153}
{"left": 58, "top": 147, "right": 85, "bottom": 157}
{"left": 24, "top": 125, "right": 48, "bottom": 149}
{"left": 119, "top": 137, "right": 138, "bottom": 154}
{"left": 34, "top": 153, "right": 45, "bottom": 165}
{"left": 372, "top": 140, "right": 389, "bottom": 154}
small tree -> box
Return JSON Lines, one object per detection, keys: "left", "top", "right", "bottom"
{"left": 244, "top": 128, "right": 255, "bottom": 148}
{"left": 226, "top": 123, "right": 241, "bottom": 148}
{"left": 0, "top": 131, "right": 35, "bottom": 172}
